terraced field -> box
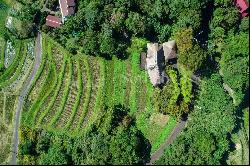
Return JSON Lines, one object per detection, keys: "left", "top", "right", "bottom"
{"left": 0, "top": 38, "right": 35, "bottom": 164}
{"left": 21, "top": 35, "right": 177, "bottom": 153}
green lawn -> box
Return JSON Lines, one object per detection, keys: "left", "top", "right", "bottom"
{"left": 0, "top": 0, "right": 9, "bottom": 37}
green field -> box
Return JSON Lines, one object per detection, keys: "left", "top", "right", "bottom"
{"left": 0, "top": 37, "right": 35, "bottom": 164}
{"left": 21, "top": 35, "right": 177, "bottom": 153}
{"left": 0, "top": 0, "right": 9, "bottom": 37}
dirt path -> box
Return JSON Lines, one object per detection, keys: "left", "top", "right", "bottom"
{"left": 147, "top": 119, "right": 187, "bottom": 165}
{"left": 172, "top": 63, "right": 201, "bottom": 85}
{"left": 11, "top": 32, "right": 42, "bottom": 165}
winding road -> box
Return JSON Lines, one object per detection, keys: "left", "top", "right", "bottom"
{"left": 147, "top": 119, "right": 187, "bottom": 165}
{"left": 11, "top": 32, "right": 42, "bottom": 165}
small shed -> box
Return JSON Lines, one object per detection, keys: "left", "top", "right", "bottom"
{"left": 163, "top": 40, "right": 177, "bottom": 62}
{"left": 45, "top": 15, "right": 61, "bottom": 28}
{"left": 140, "top": 52, "right": 147, "bottom": 70}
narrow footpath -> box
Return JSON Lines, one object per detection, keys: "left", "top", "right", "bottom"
{"left": 147, "top": 119, "right": 187, "bottom": 165}
{"left": 11, "top": 32, "right": 42, "bottom": 165}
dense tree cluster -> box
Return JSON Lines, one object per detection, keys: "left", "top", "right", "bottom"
{"left": 43, "top": 0, "right": 212, "bottom": 59}
{"left": 174, "top": 28, "right": 207, "bottom": 72}
{"left": 154, "top": 66, "right": 192, "bottom": 118}
{"left": 4, "top": 0, "right": 41, "bottom": 39}
{"left": 18, "top": 105, "right": 151, "bottom": 165}
{"left": 155, "top": 74, "right": 236, "bottom": 165}
{"left": 154, "top": 0, "right": 249, "bottom": 164}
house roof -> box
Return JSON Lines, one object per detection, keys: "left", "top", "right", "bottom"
{"left": 145, "top": 41, "right": 177, "bottom": 86}
{"left": 146, "top": 43, "right": 164, "bottom": 86}
{"left": 68, "top": 7, "right": 75, "bottom": 15}
{"left": 67, "top": 0, "right": 76, "bottom": 6}
{"left": 59, "top": 0, "right": 75, "bottom": 18}
{"left": 235, "top": 0, "right": 249, "bottom": 17}
{"left": 236, "top": 0, "right": 249, "bottom": 10}
{"left": 163, "top": 40, "right": 177, "bottom": 60}
{"left": 45, "top": 15, "right": 61, "bottom": 28}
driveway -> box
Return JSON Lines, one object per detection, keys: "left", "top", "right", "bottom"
{"left": 147, "top": 119, "right": 187, "bottom": 165}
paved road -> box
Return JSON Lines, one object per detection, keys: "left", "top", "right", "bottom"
{"left": 11, "top": 33, "right": 42, "bottom": 165}
{"left": 147, "top": 119, "right": 187, "bottom": 165}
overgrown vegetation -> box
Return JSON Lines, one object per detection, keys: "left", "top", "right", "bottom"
{"left": 154, "top": 0, "right": 249, "bottom": 165}
{"left": 0, "top": 36, "right": 35, "bottom": 164}
{"left": 19, "top": 105, "right": 151, "bottom": 165}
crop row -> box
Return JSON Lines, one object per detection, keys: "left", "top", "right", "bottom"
{"left": 103, "top": 60, "right": 114, "bottom": 108}
{"left": 75, "top": 56, "right": 92, "bottom": 131}
{"left": 23, "top": 40, "right": 57, "bottom": 127}
{"left": 129, "top": 52, "right": 141, "bottom": 114}
{"left": 0, "top": 39, "right": 6, "bottom": 69}
{"left": 3, "top": 94, "right": 16, "bottom": 125}
{"left": 0, "top": 41, "right": 22, "bottom": 85}
{"left": 70, "top": 57, "right": 87, "bottom": 130}
{"left": 65, "top": 58, "right": 82, "bottom": 130}
{"left": 55, "top": 58, "right": 78, "bottom": 129}
{"left": 113, "top": 57, "right": 127, "bottom": 106}
{"left": 90, "top": 58, "right": 106, "bottom": 125}
{"left": 0, "top": 43, "right": 27, "bottom": 88}
{"left": 48, "top": 58, "right": 72, "bottom": 127}
{"left": 0, "top": 93, "right": 4, "bottom": 117}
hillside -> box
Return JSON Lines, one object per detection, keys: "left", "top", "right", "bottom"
{"left": 0, "top": 0, "right": 249, "bottom": 165}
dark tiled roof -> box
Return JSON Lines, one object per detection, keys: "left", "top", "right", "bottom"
{"left": 68, "top": 7, "right": 75, "bottom": 15}
{"left": 67, "top": 0, "right": 76, "bottom": 6}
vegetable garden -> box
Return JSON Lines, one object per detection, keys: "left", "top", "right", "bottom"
{"left": 21, "top": 35, "right": 177, "bottom": 153}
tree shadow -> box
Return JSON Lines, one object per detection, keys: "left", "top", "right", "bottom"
{"left": 220, "top": 87, "right": 249, "bottom": 164}
{"left": 111, "top": 104, "right": 152, "bottom": 164}
{"left": 195, "top": 0, "right": 214, "bottom": 47}
{"left": 137, "top": 130, "right": 152, "bottom": 165}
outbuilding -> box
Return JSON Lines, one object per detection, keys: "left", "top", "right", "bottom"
{"left": 59, "top": 0, "right": 76, "bottom": 22}
{"left": 45, "top": 15, "right": 62, "bottom": 28}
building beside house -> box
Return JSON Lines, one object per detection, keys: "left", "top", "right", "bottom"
{"left": 234, "top": 0, "right": 249, "bottom": 17}
{"left": 45, "top": 15, "right": 62, "bottom": 28}
{"left": 59, "top": 0, "right": 76, "bottom": 23}
{"left": 163, "top": 40, "right": 177, "bottom": 62}
{"left": 45, "top": 0, "right": 76, "bottom": 28}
